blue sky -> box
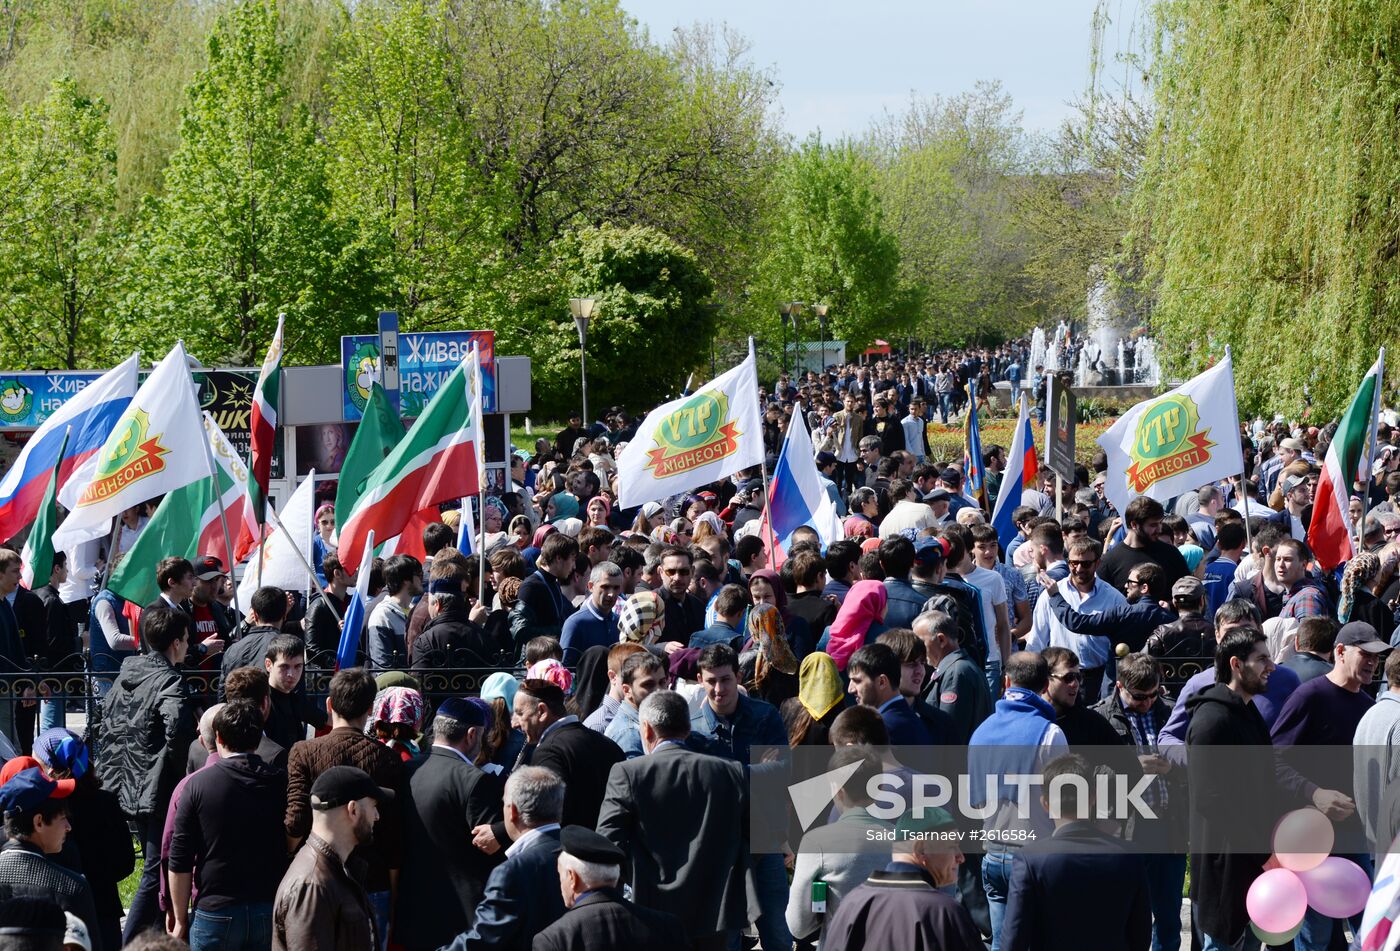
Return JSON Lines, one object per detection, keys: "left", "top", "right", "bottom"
{"left": 621, "top": 0, "right": 1146, "bottom": 140}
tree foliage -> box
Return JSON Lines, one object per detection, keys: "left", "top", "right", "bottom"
{"left": 1133, "top": 0, "right": 1400, "bottom": 416}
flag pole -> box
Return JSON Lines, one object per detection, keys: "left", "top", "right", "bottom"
{"left": 1358, "top": 348, "right": 1386, "bottom": 551}
{"left": 265, "top": 491, "right": 342, "bottom": 623}
{"left": 198, "top": 414, "right": 243, "bottom": 619}
{"left": 475, "top": 345, "right": 487, "bottom": 610}
{"left": 751, "top": 337, "right": 780, "bottom": 563}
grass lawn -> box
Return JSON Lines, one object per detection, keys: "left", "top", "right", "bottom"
{"left": 119, "top": 845, "right": 141, "bottom": 909}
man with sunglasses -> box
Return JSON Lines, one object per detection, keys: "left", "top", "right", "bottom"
{"left": 1092, "top": 653, "right": 1187, "bottom": 951}
{"left": 1028, "top": 538, "right": 1127, "bottom": 704}
{"left": 1039, "top": 646, "right": 1125, "bottom": 750}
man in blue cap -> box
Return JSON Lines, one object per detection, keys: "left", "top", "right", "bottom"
{"left": 0, "top": 767, "right": 98, "bottom": 942}
{"left": 532, "top": 826, "right": 678, "bottom": 950}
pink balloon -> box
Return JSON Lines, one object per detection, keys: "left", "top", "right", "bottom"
{"left": 1273, "top": 808, "right": 1334, "bottom": 872}
{"left": 1298, "top": 857, "right": 1371, "bottom": 919}
{"left": 1247, "top": 868, "right": 1308, "bottom": 934}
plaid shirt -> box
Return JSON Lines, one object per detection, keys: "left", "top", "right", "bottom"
{"left": 1280, "top": 580, "right": 1330, "bottom": 620}
{"left": 1123, "top": 706, "right": 1167, "bottom": 810}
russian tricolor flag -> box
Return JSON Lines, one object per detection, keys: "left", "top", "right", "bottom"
{"left": 991, "top": 395, "right": 1039, "bottom": 550}
{"left": 761, "top": 407, "right": 844, "bottom": 566}
{"left": 336, "top": 529, "right": 375, "bottom": 671}
{"left": 0, "top": 355, "right": 139, "bottom": 545}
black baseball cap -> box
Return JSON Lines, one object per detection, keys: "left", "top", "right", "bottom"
{"left": 193, "top": 555, "right": 226, "bottom": 580}
{"left": 1336, "top": 621, "right": 1391, "bottom": 654}
{"left": 310, "top": 766, "right": 395, "bottom": 810}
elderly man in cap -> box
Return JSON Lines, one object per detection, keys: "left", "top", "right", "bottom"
{"left": 532, "top": 826, "right": 678, "bottom": 950}
{"left": 273, "top": 765, "right": 390, "bottom": 951}
{"left": 0, "top": 767, "right": 97, "bottom": 942}
{"left": 397, "top": 698, "right": 503, "bottom": 951}
{"left": 1271, "top": 620, "right": 1384, "bottom": 951}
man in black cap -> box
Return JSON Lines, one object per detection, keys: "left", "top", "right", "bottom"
{"left": 397, "top": 698, "right": 503, "bottom": 951}
{"left": 533, "top": 826, "right": 678, "bottom": 951}
{"left": 189, "top": 554, "right": 235, "bottom": 651}
{"left": 273, "top": 765, "right": 390, "bottom": 951}
{"left": 0, "top": 767, "right": 97, "bottom": 942}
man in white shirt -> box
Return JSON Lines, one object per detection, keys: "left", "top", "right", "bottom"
{"left": 1028, "top": 537, "right": 1128, "bottom": 703}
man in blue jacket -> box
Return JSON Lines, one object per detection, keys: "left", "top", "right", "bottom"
{"left": 559, "top": 562, "right": 621, "bottom": 666}
{"left": 440, "top": 766, "right": 566, "bottom": 951}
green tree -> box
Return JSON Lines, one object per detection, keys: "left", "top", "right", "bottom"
{"left": 1132, "top": 0, "right": 1400, "bottom": 415}
{"left": 326, "top": 0, "right": 499, "bottom": 330}
{"left": 133, "top": 0, "right": 370, "bottom": 366}
{"left": 0, "top": 78, "right": 130, "bottom": 369}
{"left": 510, "top": 223, "right": 715, "bottom": 415}
{"left": 752, "top": 137, "right": 906, "bottom": 353}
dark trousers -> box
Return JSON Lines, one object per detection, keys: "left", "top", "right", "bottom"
{"left": 122, "top": 810, "right": 167, "bottom": 943}
{"left": 1079, "top": 666, "right": 1106, "bottom": 706}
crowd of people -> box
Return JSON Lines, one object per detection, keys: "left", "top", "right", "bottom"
{"left": 0, "top": 347, "right": 1399, "bottom": 951}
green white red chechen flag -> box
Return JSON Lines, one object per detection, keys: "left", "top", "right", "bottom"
{"left": 19, "top": 427, "right": 69, "bottom": 589}
{"left": 1309, "top": 352, "right": 1384, "bottom": 570}
{"left": 1095, "top": 353, "right": 1245, "bottom": 519}
{"left": 245, "top": 314, "right": 283, "bottom": 531}
{"left": 53, "top": 341, "right": 209, "bottom": 551}
{"left": 107, "top": 413, "right": 259, "bottom": 606}
{"left": 337, "top": 356, "right": 481, "bottom": 574}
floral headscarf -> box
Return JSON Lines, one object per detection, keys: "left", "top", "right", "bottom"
{"left": 484, "top": 496, "right": 509, "bottom": 522}
{"left": 798, "top": 652, "right": 845, "bottom": 720}
{"left": 368, "top": 686, "right": 426, "bottom": 733}
{"left": 619, "top": 591, "right": 666, "bottom": 644}
{"left": 526, "top": 658, "right": 574, "bottom": 694}
{"left": 747, "top": 603, "right": 798, "bottom": 693}
{"left": 826, "top": 580, "right": 888, "bottom": 670}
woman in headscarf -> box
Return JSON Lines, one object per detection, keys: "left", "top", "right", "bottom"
{"left": 481, "top": 672, "right": 526, "bottom": 772}
{"left": 508, "top": 514, "right": 533, "bottom": 550}
{"left": 526, "top": 657, "right": 574, "bottom": 694}
{"left": 1340, "top": 551, "right": 1394, "bottom": 643}
{"left": 618, "top": 590, "right": 666, "bottom": 645}
{"left": 779, "top": 652, "right": 847, "bottom": 747}
{"left": 482, "top": 496, "right": 509, "bottom": 534}
{"left": 749, "top": 568, "right": 812, "bottom": 658}
{"left": 585, "top": 495, "right": 612, "bottom": 528}
{"left": 739, "top": 603, "right": 799, "bottom": 707}
{"left": 668, "top": 517, "right": 693, "bottom": 546}
{"left": 573, "top": 645, "right": 612, "bottom": 720}
{"left": 546, "top": 492, "right": 580, "bottom": 524}
{"left": 367, "top": 686, "right": 426, "bottom": 763}
{"left": 554, "top": 517, "right": 584, "bottom": 538}
{"left": 692, "top": 510, "right": 725, "bottom": 543}
{"left": 630, "top": 500, "right": 665, "bottom": 535}
{"left": 821, "top": 580, "right": 889, "bottom": 670}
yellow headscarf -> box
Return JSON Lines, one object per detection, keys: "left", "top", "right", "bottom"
{"left": 798, "top": 651, "right": 844, "bottom": 721}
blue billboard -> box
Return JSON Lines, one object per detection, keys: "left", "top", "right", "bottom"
{"left": 340, "top": 330, "right": 496, "bottom": 421}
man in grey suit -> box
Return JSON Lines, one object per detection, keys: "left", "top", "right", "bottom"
{"left": 439, "top": 766, "right": 566, "bottom": 951}
{"left": 596, "top": 690, "right": 748, "bottom": 951}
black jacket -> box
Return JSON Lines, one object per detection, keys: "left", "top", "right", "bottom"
{"left": 510, "top": 570, "right": 573, "bottom": 649}
{"left": 34, "top": 583, "right": 78, "bottom": 667}
{"left": 440, "top": 826, "right": 565, "bottom": 951}
{"left": 64, "top": 779, "right": 135, "bottom": 924}
{"left": 1185, "top": 683, "right": 1315, "bottom": 943}
{"left": 303, "top": 592, "right": 348, "bottom": 659}
{"left": 532, "top": 887, "right": 679, "bottom": 951}
{"left": 526, "top": 721, "right": 624, "bottom": 831}
{"left": 1145, "top": 612, "right": 1215, "bottom": 658}
{"left": 0, "top": 838, "right": 100, "bottom": 941}
{"left": 397, "top": 747, "right": 504, "bottom": 951}
{"left": 411, "top": 607, "right": 494, "bottom": 668}
{"left": 96, "top": 651, "right": 195, "bottom": 817}
{"left": 1000, "top": 822, "right": 1151, "bottom": 951}
{"left": 219, "top": 624, "right": 284, "bottom": 681}
{"left": 597, "top": 744, "right": 748, "bottom": 940}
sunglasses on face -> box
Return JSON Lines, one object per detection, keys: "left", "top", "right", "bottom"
{"left": 1125, "top": 687, "right": 1162, "bottom": 702}
{"left": 1051, "top": 671, "right": 1082, "bottom": 683}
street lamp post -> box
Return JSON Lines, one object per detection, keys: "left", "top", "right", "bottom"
{"left": 788, "top": 302, "right": 806, "bottom": 376}
{"left": 569, "top": 297, "right": 596, "bottom": 427}
{"left": 779, "top": 303, "right": 792, "bottom": 376}
{"left": 703, "top": 303, "right": 721, "bottom": 378}
{"left": 814, "top": 303, "right": 829, "bottom": 374}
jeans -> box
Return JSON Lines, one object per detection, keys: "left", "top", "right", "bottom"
{"left": 189, "top": 902, "right": 274, "bottom": 951}
{"left": 39, "top": 697, "right": 62, "bottom": 732}
{"left": 937, "top": 393, "right": 952, "bottom": 424}
{"left": 748, "top": 852, "right": 792, "bottom": 951}
{"left": 984, "top": 660, "right": 1003, "bottom": 699}
{"left": 1295, "top": 853, "right": 1371, "bottom": 950}
{"left": 367, "top": 889, "right": 390, "bottom": 951}
{"left": 983, "top": 847, "right": 1015, "bottom": 951}
{"left": 1143, "top": 853, "right": 1188, "bottom": 951}
{"left": 122, "top": 811, "right": 168, "bottom": 943}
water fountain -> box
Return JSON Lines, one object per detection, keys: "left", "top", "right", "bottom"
{"left": 1075, "top": 347, "right": 1091, "bottom": 387}
{"left": 1030, "top": 327, "right": 1047, "bottom": 374}
{"left": 1134, "top": 337, "right": 1161, "bottom": 385}
{"left": 1045, "top": 339, "right": 1060, "bottom": 372}
{"left": 1117, "top": 339, "right": 1127, "bottom": 382}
